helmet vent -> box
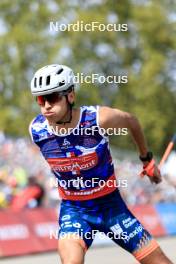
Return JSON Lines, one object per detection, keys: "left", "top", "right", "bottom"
{"left": 58, "top": 80, "right": 65, "bottom": 86}
{"left": 34, "top": 78, "right": 37, "bottom": 88}
{"left": 46, "top": 75, "right": 50, "bottom": 85}
{"left": 39, "top": 76, "right": 42, "bottom": 86}
{"left": 57, "top": 68, "right": 63, "bottom": 74}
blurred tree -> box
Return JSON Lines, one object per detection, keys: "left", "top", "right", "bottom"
{"left": 0, "top": 0, "right": 175, "bottom": 154}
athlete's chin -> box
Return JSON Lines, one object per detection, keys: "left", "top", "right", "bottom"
{"left": 45, "top": 115, "right": 61, "bottom": 124}
{"left": 43, "top": 114, "right": 56, "bottom": 123}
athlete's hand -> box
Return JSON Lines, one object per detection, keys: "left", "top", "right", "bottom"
{"left": 140, "top": 159, "right": 162, "bottom": 184}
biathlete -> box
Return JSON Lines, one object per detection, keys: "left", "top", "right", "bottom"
{"left": 29, "top": 64, "right": 173, "bottom": 264}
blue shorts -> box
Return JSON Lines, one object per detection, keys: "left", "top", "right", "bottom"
{"left": 58, "top": 189, "right": 159, "bottom": 260}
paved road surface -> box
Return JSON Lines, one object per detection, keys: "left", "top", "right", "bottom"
{"left": 1, "top": 237, "right": 176, "bottom": 264}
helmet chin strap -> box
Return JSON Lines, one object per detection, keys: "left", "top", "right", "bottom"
{"left": 56, "top": 95, "right": 74, "bottom": 125}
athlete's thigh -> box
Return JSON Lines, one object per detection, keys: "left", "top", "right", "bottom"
{"left": 104, "top": 205, "right": 159, "bottom": 262}
{"left": 58, "top": 204, "right": 95, "bottom": 253}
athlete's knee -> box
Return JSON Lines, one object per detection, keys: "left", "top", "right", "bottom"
{"left": 140, "top": 247, "right": 173, "bottom": 264}
{"left": 58, "top": 238, "right": 85, "bottom": 264}
{"left": 61, "top": 258, "right": 83, "bottom": 264}
{"left": 59, "top": 252, "right": 84, "bottom": 264}
{"left": 59, "top": 251, "right": 84, "bottom": 264}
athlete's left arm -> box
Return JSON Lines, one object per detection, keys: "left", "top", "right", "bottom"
{"left": 99, "top": 106, "right": 161, "bottom": 184}
{"left": 99, "top": 106, "right": 148, "bottom": 157}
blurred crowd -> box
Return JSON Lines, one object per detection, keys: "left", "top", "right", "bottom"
{"left": 0, "top": 132, "right": 176, "bottom": 210}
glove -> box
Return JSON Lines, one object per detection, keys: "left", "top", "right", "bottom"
{"left": 140, "top": 159, "right": 159, "bottom": 178}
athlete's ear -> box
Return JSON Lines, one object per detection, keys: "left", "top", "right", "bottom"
{"left": 67, "top": 90, "right": 75, "bottom": 104}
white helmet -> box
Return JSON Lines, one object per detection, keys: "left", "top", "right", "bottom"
{"left": 31, "top": 64, "right": 75, "bottom": 96}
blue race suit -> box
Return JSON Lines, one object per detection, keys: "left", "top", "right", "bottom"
{"left": 29, "top": 105, "right": 159, "bottom": 260}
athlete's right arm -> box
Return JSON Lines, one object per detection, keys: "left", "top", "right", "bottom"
{"left": 29, "top": 119, "right": 35, "bottom": 142}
